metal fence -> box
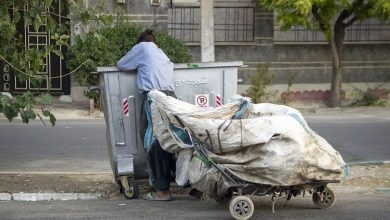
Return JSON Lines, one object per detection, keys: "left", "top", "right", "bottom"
{"left": 168, "top": 7, "right": 254, "bottom": 43}
{"left": 274, "top": 19, "right": 390, "bottom": 43}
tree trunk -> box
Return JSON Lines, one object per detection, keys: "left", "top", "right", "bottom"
{"left": 328, "top": 38, "right": 342, "bottom": 107}
{"left": 328, "top": 23, "right": 345, "bottom": 107}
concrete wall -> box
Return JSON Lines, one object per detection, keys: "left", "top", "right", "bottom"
{"left": 88, "top": 0, "right": 170, "bottom": 30}
{"left": 183, "top": 1, "right": 390, "bottom": 102}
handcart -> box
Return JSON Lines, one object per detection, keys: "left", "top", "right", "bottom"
{"left": 183, "top": 127, "right": 339, "bottom": 220}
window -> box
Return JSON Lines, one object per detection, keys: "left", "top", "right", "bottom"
{"left": 168, "top": 7, "right": 254, "bottom": 43}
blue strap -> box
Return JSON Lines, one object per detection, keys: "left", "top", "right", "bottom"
{"left": 144, "top": 96, "right": 157, "bottom": 152}
{"left": 343, "top": 164, "right": 350, "bottom": 178}
{"left": 232, "top": 99, "right": 250, "bottom": 119}
{"left": 169, "top": 124, "right": 193, "bottom": 145}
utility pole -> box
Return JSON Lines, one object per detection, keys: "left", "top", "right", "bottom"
{"left": 200, "top": 0, "right": 215, "bottom": 62}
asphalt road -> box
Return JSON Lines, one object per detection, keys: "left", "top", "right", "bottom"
{"left": 0, "top": 115, "right": 389, "bottom": 173}
{"left": 1, "top": 194, "right": 389, "bottom": 219}
{"left": 0, "top": 119, "right": 111, "bottom": 173}
{"left": 305, "top": 115, "right": 390, "bottom": 162}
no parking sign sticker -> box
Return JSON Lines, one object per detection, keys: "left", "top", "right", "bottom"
{"left": 195, "top": 94, "right": 209, "bottom": 107}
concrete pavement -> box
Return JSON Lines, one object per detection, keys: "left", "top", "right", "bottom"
{"left": 0, "top": 162, "right": 389, "bottom": 201}
{"left": 3, "top": 100, "right": 388, "bottom": 120}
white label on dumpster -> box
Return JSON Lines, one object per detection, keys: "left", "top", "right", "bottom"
{"left": 174, "top": 75, "right": 208, "bottom": 87}
{"left": 195, "top": 94, "right": 209, "bottom": 107}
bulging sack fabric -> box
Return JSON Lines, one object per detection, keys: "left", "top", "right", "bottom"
{"left": 147, "top": 90, "right": 346, "bottom": 196}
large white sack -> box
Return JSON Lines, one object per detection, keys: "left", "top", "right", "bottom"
{"left": 147, "top": 90, "right": 346, "bottom": 190}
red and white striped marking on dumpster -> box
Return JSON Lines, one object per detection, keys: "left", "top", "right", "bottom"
{"left": 123, "top": 98, "right": 129, "bottom": 116}
{"left": 215, "top": 94, "right": 222, "bottom": 107}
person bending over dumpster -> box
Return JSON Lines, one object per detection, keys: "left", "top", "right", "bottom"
{"left": 117, "top": 29, "right": 176, "bottom": 201}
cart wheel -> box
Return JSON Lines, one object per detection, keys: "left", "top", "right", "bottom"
{"left": 312, "top": 187, "right": 336, "bottom": 209}
{"left": 120, "top": 176, "right": 139, "bottom": 200}
{"left": 229, "top": 196, "right": 254, "bottom": 220}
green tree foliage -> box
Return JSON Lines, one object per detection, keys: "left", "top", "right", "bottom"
{"left": 67, "top": 23, "right": 193, "bottom": 88}
{"left": 155, "top": 32, "right": 193, "bottom": 63}
{"left": 0, "top": 0, "right": 69, "bottom": 125}
{"left": 0, "top": 92, "right": 56, "bottom": 125}
{"left": 0, "top": 0, "right": 111, "bottom": 125}
{"left": 261, "top": 0, "right": 390, "bottom": 107}
{"left": 1, "top": 0, "right": 192, "bottom": 122}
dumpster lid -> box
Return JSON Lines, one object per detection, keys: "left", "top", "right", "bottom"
{"left": 174, "top": 61, "right": 244, "bottom": 69}
{"left": 96, "top": 61, "right": 244, "bottom": 73}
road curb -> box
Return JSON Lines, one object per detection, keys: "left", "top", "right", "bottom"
{"left": 0, "top": 171, "right": 113, "bottom": 175}
{"left": 0, "top": 193, "right": 102, "bottom": 201}
{"left": 0, "top": 193, "right": 12, "bottom": 201}
{"left": 347, "top": 160, "right": 390, "bottom": 166}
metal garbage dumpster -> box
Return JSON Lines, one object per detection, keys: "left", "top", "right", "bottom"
{"left": 97, "top": 61, "right": 243, "bottom": 199}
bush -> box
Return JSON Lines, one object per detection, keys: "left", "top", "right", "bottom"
{"left": 350, "top": 87, "right": 388, "bottom": 107}
{"left": 67, "top": 23, "right": 193, "bottom": 88}
{"left": 246, "top": 64, "right": 274, "bottom": 103}
{"left": 155, "top": 32, "right": 193, "bottom": 63}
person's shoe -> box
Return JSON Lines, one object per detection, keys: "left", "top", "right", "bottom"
{"left": 143, "top": 191, "right": 172, "bottom": 201}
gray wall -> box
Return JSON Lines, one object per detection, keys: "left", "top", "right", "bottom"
{"left": 88, "top": 0, "right": 170, "bottom": 30}
{"left": 85, "top": 0, "right": 390, "bottom": 90}
{"left": 181, "top": 1, "right": 390, "bottom": 87}
{"left": 208, "top": 44, "right": 390, "bottom": 84}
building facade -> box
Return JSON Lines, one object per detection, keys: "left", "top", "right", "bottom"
{"left": 81, "top": 0, "right": 390, "bottom": 102}
{"left": 0, "top": 0, "right": 70, "bottom": 96}
{"left": 2, "top": 0, "right": 389, "bottom": 103}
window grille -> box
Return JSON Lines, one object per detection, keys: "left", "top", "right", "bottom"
{"left": 168, "top": 7, "right": 254, "bottom": 43}
{"left": 274, "top": 19, "right": 390, "bottom": 43}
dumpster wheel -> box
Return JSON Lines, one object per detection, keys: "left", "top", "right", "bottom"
{"left": 120, "top": 176, "right": 139, "bottom": 200}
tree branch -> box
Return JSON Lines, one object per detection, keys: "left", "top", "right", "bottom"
{"left": 336, "top": 0, "right": 365, "bottom": 28}
{"left": 336, "top": 9, "right": 354, "bottom": 29}
{"left": 341, "top": 0, "right": 375, "bottom": 28}
{"left": 311, "top": 4, "right": 327, "bottom": 32}
{"left": 338, "top": 9, "right": 352, "bottom": 23}
{"left": 352, "top": 0, "right": 365, "bottom": 9}
{"left": 344, "top": 16, "right": 359, "bottom": 27}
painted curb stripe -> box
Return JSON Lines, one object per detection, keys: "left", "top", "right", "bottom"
{"left": 0, "top": 193, "right": 102, "bottom": 201}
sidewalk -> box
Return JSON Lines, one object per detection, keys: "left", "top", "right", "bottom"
{"left": 46, "top": 101, "right": 390, "bottom": 120}
{"left": 300, "top": 106, "right": 390, "bottom": 118}
{"left": 1, "top": 97, "right": 389, "bottom": 120}
{"left": 48, "top": 101, "right": 104, "bottom": 120}
{"left": 0, "top": 101, "right": 104, "bottom": 121}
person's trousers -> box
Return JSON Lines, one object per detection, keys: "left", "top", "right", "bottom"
{"left": 140, "top": 90, "right": 176, "bottom": 191}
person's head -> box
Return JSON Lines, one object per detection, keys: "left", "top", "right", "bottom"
{"left": 136, "top": 29, "right": 156, "bottom": 44}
